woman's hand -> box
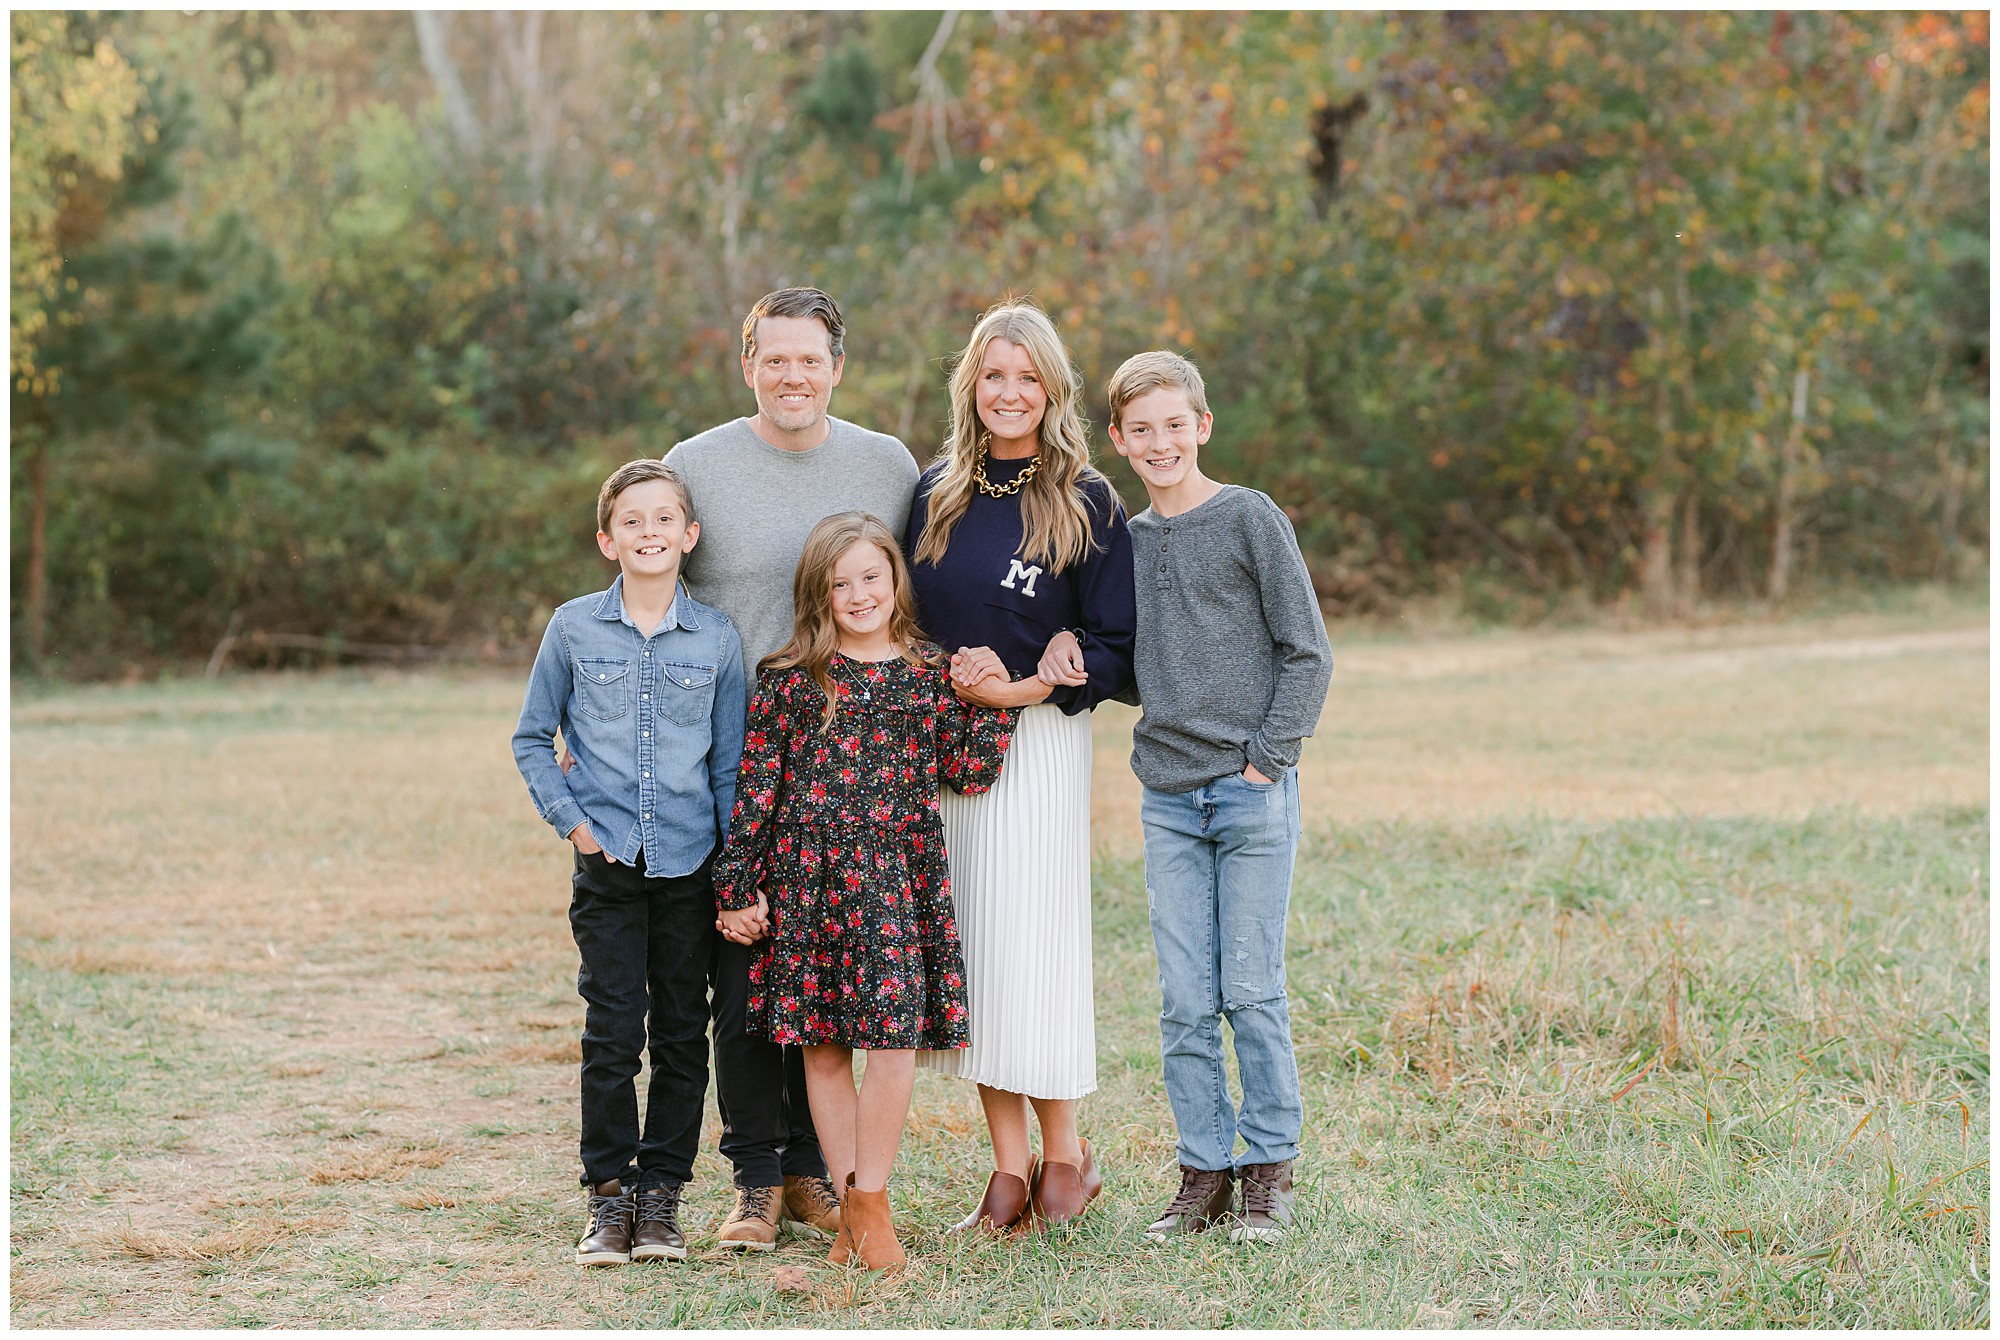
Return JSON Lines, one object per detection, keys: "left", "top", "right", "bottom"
{"left": 1036, "top": 630, "right": 1087, "bottom": 687}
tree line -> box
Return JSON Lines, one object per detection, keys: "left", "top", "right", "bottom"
{"left": 10, "top": 11, "right": 1988, "bottom": 674}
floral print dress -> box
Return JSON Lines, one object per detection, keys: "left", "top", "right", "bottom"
{"left": 712, "top": 650, "right": 1015, "bottom": 1051}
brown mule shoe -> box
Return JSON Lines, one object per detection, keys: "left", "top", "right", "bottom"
{"left": 1144, "top": 1165, "right": 1234, "bottom": 1242}
{"left": 839, "top": 1182, "right": 906, "bottom": 1272}
{"left": 1029, "top": 1139, "right": 1102, "bottom": 1229}
{"left": 953, "top": 1157, "right": 1038, "bottom": 1235}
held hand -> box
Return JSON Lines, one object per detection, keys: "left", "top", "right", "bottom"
{"left": 569, "top": 822, "right": 618, "bottom": 863}
{"left": 1243, "top": 763, "right": 1274, "bottom": 785}
{"left": 1036, "top": 630, "right": 1088, "bottom": 687}
{"left": 716, "top": 893, "right": 769, "bottom": 945}
{"left": 949, "top": 646, "right": 1007, "bottom": 687}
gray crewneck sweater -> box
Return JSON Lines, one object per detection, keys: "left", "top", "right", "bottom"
{"left": 664, "top": 416, "right": 919, "bottom": 685}
{"left": 1126, "top": 485, "right": 1334, "bottom": 792}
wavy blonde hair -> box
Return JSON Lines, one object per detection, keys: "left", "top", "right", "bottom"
{"left": 760, "top": 512, "right": 941, "bottom": 731}
{"left": 912, "top": 299, "right": 1104, "bottom": 574}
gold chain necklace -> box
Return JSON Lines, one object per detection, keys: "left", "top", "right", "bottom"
{"left": 973, "top": 445, "right": 1041, "bottom": 498}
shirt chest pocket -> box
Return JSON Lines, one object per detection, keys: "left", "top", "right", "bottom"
{"left": 661, "top": 661, "right": 718, "bottom": 726}
{"left": 575, "top": 658, "right": 633, "bottom": 722}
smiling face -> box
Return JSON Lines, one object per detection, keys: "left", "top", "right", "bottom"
{"left": 1109, "top": 384, "right": 1213, "bottom": 495}
{"left": 973, "top": 338, "right": 1049, "bottom": 458}
{"left": 742, "top": 314, "right": 843, "bottom": 447}
{"left": 827, "top": 537, "right": 898, "bottom": 649}
{"left": 595, "top": 478, "right": 699, "bottom": 583}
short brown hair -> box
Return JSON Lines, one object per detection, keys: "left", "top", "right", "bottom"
{"left": 741, "top": 287, "right": 845, "bottom": 362}
{"left": 1106, "top": 350, "right": 1209, "bottom": 429}
{"left": 596, "top": 459, "right": 695, "bottom": 533}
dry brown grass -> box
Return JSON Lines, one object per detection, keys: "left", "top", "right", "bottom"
{"left": 102, "top": 1212, "right": 347, "bottom": 1262}
{"left": 9, "top": 603, "right": 1986, "bottom": 1327}
{"left": 307, "top": 1142, "right": 458, "bottom": 1185}
{"left": 1090, "top": 616, "right": 1988, "bottom": 850}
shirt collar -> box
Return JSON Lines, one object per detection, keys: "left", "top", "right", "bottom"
{"left": 591, "top": 574, "right": 700, "bottom": 633}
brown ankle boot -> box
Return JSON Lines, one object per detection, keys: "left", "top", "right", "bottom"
{"left": 827, "top": 1174, "right": 859, "bottom": 1265}
{"left": 838, "top": 1182, "right": 906, "bottom": 1271}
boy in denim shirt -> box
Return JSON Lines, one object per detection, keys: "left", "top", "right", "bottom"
{"left": 1101, "top": 352, "right": 1333, "bottom": 1245}
{"left": 512, "top": 460, "right": 747, "bottom": 1266}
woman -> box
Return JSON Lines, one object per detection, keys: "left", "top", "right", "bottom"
{"left": 907, "top": 299, "right": 1135, "bottom": 1232}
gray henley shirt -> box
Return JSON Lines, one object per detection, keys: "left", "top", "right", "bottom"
{"left": 1127, "top": 485, "right": 1334, "bottom": 793}
{"left": 664, "top": 415, "right": 919, "bottom": 686}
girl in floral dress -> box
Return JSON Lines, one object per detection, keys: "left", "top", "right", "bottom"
{"left": 712, "top": 512, "right": 1014, "bottom": 1271}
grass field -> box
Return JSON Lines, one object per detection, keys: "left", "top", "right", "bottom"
{"left": 11, "top": 598, "right": 1990, "bottom": 1327}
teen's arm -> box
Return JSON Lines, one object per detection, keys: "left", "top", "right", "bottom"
{"left": 510, "top": 611, "right": 595, "bottom": 850}
{"left": 1043, "top": 481, "right": 1136, "bottom": 712}
{"left": 1244, "top": 501, "right": 1335, "bottom": 783}
{"left": 949, "top": 646, "right": 1054, "bottom": 709}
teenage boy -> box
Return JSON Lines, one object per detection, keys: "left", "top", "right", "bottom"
{"left": 512, "top": 460, "right": 747, "bottom": 1266}
{"left": 1102, "top": 351, "right": 1334, "bottom": 1244}
{"left": 663, "top": 287, "right": 917, "bottom": 1249}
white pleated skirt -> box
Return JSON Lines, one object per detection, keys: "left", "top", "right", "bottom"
{"left": 917, "top": 703, "right": 1097, "bottom": 1100}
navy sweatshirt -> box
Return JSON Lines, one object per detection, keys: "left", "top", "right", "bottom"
{"left": 905, "top": 456, "right": 1136, "bottom": 715}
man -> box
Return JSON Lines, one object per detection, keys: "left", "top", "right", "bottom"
{"left": 665, "top": 287, "right": 920, "bottom": 1250}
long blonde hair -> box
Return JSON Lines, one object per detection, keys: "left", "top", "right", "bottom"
{"left": 912, "top": 299, "right": 1104, "bottom": 574}
{"left": 760, "top": 512, "right": 940, "bottom": 731}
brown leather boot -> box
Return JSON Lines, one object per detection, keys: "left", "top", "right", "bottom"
{"left": 952, "top": 1157, "right": 1038, "bottom": 1234}
{"left": 782, "top": 1174, "right": 843, "bottom": 1241}
{"left": 1144, "top": 1165, "right": 1234, "bottom": 1242}
{"left": 1029, "top": 1139, "right": 1102, "bottom": 1228}
{"left": 716, "top": 1183, "right": 781, "bottom": 1252}
{"left": 630, "top": 1182, "right": 687, "bottom": 1261}
{"left": 1230, "top": 1159, "right": 1295, "bottom": 1243}
{"left": 839, "top": 1182, "right": 906, "bottom": 1272}
{"left": 575, "top": 1180, "right": 634, "bottom": 1266}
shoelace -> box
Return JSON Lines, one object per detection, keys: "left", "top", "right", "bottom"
{"left": 1165, "top": 1171, "right": 1228, "bottom": 1215}
{"left": 1239, "top": 1176, "right": 1279, "bottom": 1216}
{"left": 736, "top": 1183, "right": 778, "bottom": 1220}
{"left": 635, "top": 1188, "right": 682, "bottom": 1227}
{"left": 589, "top": 1190, "right": 634, "bottom": 1232}
{"left": 796, "top": 1178, "right": 841, "bottom": 1217}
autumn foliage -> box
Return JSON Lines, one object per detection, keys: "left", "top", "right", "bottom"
{"left": 9, "top": 12, "right": 1988, "bottom": 672}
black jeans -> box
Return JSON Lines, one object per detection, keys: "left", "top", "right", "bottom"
{"left": 569, "top": 848, "right": 713, "bottom": 1190}
{"left": 710, "top": 933, "right": 827, "bottom": 1187}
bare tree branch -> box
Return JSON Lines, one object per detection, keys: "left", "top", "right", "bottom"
{"left": 901, "top": 10, "right": 959, "bottom": 203}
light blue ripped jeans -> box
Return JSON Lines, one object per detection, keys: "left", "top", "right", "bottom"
{"left": 1141, "top": 768, "right": 1304, "bottom": 1172}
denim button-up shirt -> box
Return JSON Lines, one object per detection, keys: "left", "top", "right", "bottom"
{"left": 512, "top": 576, "right": 746, "bottom": 879}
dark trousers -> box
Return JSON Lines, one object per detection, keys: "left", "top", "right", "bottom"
{"left": 709, "top": 933, "right": 827, "bottom": 1187}
{"left": 569, "top": 848, "right": 713, "bottom": 1190}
